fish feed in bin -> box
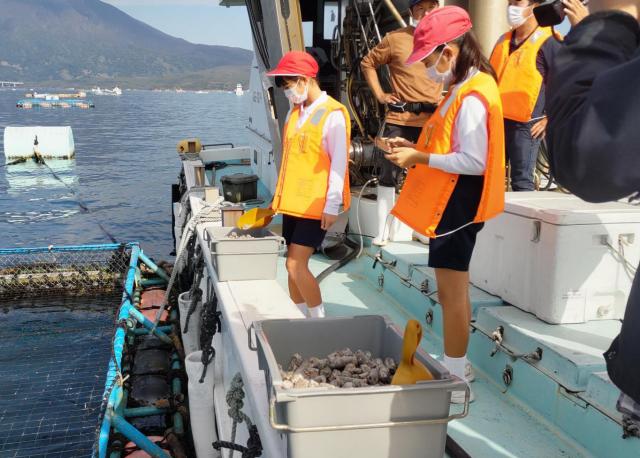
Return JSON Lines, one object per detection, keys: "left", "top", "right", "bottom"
{"left": 252, "top": 315, "right": 469, "bottom": 458}
{"left": 204, "top": 226, "right": 284, "bottom": 281}
{"left": 220, "top": 173, "right": 258, "bottom": 203}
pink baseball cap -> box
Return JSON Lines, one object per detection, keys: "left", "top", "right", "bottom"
{"left": 266, "top": 51, "right": 319, "bottom": 78}
{"left": 406, "top": 6, "right": 472, "bottom": 66}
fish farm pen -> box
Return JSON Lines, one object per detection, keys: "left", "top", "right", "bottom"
{"left": 16, "top": 99, "right": 95, "bottom": 109}
{"left": 0, "top": 243, "right": 192, "bottom": 458}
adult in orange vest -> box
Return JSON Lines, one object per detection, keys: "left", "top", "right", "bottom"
{"left": 385, "top": 6, "right": 505, "bottom": 403}
{"left": 489, "top": 0, "right": 562, "bottom": 191}
{"left": 266, "top": 51, "right": 351, "bottom": 318}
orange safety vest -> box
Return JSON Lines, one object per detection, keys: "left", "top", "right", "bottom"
{"left": 272, "top": 96, "right": 351, "bottom": 220}
{"left": 391, "top": 71, "right": 505, "bottom": 238}
{"left": 489, "top": 28, "right": 553, "bottom": 122}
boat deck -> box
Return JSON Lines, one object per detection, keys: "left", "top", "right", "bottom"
{"left": 186, "top": 160, "right": 639, "bottom": 458}
{"left": 288, "top": 240, "right": 635, "bottom": 458}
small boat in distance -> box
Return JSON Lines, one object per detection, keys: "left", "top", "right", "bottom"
{"left": 91, "top": 86, "right": 122, "bottom": 96}
{"left": 234, "top": 83, "right": 244, "bottom": 96}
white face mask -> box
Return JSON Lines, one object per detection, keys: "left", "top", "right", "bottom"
{"left": 507, "top": 5, "right": 532, "bottom": 28}
{"left": 408, "top": 16, "right": 419, "bottom": 27}
{"left": 425, "top": 48, "right": 454, "bottom": 87}
{"left": 284, "top": 81, "right": 308, "bottom": 105}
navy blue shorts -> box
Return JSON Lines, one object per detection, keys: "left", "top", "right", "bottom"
{"left": 427, "top": 175, "right": 485, "bottom": 272}
{"left": 282, "top": 214, "right": 327, "bottom": 248}
{"left": 428, "top": 222, "right": 484, "bottom": 272}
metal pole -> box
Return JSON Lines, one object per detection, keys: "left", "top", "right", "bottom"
{"left": 445, "top": 0, "right": 509, "bottom": 56}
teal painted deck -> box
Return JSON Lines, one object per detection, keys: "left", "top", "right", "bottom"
{"left": 273, "top": 240, "right": 640, "bottom": 458}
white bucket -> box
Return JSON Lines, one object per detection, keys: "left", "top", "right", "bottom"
{"left": 178, "top": 292, "right": 201, "bottom": 355}
{"left": 185, "top": 351, "right": 218, "bottom": 458}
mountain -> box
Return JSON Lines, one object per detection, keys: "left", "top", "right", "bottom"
{"left": 0, "top": 0, "right": 253, "bottom": 89}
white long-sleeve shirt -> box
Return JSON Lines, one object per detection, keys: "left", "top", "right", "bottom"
{"left": 292, "top": 92, "right": 347, "bottom": 215}
{"left": 427, "top": 68, "right": 489, "bottom": 176}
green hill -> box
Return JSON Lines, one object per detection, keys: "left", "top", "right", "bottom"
{"left": 0, "top": 0, "right": 253, "bottom": 89}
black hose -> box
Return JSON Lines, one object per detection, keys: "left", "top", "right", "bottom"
{"left": 315, "top": 236, "right": 360, "bottom": 284}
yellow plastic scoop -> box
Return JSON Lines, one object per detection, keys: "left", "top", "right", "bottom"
{"left": 236, "top": 207, "right": 275, "bottom": 230}
{"left": 392, "top": 320, "right": 434, "bottom": 385}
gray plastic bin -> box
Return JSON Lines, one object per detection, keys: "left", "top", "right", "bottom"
{"left": 204, "top": 226, "right": 285, "bottom": 281}
{"left": 251, "top": 315, "right": 469, "bottom": 458}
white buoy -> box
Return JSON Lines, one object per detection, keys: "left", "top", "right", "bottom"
{"left": 178, "top": 292, "right": 201, "bottom": 355}
{"left": 4, "top": 126, "right": 75, "bottom": 160}
{"left": 185, "top": 351, "right": 219, "bottom": 458}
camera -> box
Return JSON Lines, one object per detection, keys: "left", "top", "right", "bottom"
{"left": 533, "top": 0, "right": 589, "bottom": 27}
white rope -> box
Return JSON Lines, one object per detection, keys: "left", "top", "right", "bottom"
{"left": 152, "top": 201, "right": 224, "bottom": 326}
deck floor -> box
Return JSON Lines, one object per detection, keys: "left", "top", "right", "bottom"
{"left": 275, "top": 252, "right": 590, "bottom": 458}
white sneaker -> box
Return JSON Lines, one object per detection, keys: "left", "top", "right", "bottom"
{"left": 451, "top": 387, "right": 475, "bottom": 404}
{"left": 465, "top": 362, "right": 476, "bottom": 383}
{"left": 372, "top": 237, "right": 388, "bottom": 247}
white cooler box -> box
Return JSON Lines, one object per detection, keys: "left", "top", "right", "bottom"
{"left": 470, "top": 192, "right": 640, "bottom": 324}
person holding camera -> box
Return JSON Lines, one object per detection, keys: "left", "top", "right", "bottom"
{"left": 489, "top": 0, "right": 562, "bottom": 191}
{"left": 385, "top": 6, "right": 506, "bottom": 403}
{"left": 361, "top": 0, "right": 442, "bottom": 246}
{"left": 545, "top": 0, "right": 640, "bottom": 411}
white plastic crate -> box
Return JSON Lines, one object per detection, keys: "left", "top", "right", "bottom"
{"left": 253, "top": 315, "right": 468, "bottom": 458}
{"left": 204, "top": 227, "right": 284, "bottom": 281}
{"left": 470, "top": 192, "right": 640, "bottom": 324}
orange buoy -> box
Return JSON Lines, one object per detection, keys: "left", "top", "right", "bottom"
{"left": 123, "top": 436, "right": 167, "bottom": 457}
{"left": 140, "top": 289, "right": 168, "bottom": 322}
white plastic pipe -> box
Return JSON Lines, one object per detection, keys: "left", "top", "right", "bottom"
{"left": 4, "top": 126, "right": 75, "bottom": 160}
{"left": 178, "top": 292, "right": 201, "bottom": 355}
{"left": 185, "top": 351, "right": 219, "bottom": 458}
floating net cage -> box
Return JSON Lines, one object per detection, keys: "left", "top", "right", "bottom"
{"left": 0, "top": 244, "right": 133, "bottom": 458}
{"left": 0, "top": 243, "right": 187, "bottom": 458}
{"left": 0, "top": 244, "right": 132, "bottom": 300}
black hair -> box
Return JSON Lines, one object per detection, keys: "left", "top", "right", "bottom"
{"left": 435, "top": 31, "right": 498, "bottom": 85}
{"left": 274, "top": 75, "right": 317, "bottom": 88}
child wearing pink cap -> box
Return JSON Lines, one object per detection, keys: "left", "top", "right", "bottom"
{"left": 386, "top": 6, "right": 506, "bottom": 403}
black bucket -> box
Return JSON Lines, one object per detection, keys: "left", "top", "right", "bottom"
{"left": 220, "top": 173, "right": 258, "bottom": 203}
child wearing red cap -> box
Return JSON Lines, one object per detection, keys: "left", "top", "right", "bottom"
{"left": 267, "top": 51, "right": 351, "bottom": 318}
{"left": 386, "top": 6, "right": 506, "bottom": 403}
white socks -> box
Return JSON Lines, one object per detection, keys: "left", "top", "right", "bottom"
{"left": 308, "top": 303, "right": 326, "bottom": 318}
{"left": 444, "top": 354, "right": 468, "bottom": 382}
{"left": 294, "top": 302, "right": 326, "bottom": 318}
{"left": 294, "top": 302, "right": 308, "bottom": 316}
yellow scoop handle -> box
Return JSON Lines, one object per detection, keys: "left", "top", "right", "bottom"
{"left": 391, "top": 320, "right": 434, "bottom": 385}
{"left": 235, "top": 206, "right": 275, "bottom": 230}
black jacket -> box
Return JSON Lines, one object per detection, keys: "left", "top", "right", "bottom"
{"left": 546, "top": 12, "right": 640, "bottom": 403}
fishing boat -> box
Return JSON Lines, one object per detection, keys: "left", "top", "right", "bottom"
{"left": 2, "top": 1, "right": 639, "bottom": 458}
{"left": 235, "top": 83, "right": 244, "bottom": 96}
{"left": 92, "top": 86, "right": 123, "bottom": 96}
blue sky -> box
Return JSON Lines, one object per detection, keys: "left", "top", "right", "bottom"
{"left": 103, "top": 1, "right": 571, "bottom": 51}
{"left": 104, "top": 1, "right": 254, "bottom": 50}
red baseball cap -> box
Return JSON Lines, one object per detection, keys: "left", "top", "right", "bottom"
{"left": 266, "top": 51, "right": 319, "bottom": 78}
{"left": 406, "top": 6, "right": 472, "bottom": 66}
